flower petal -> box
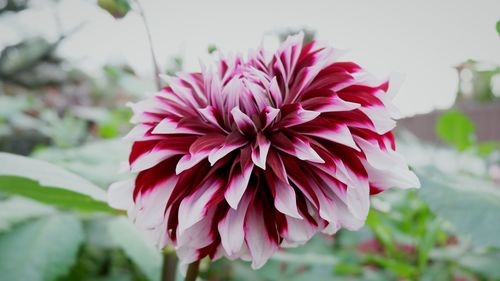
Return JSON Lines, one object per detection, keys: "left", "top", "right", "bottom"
{"left": 251, "top": 133, "right": 271, "bottom": 169}
{"left": 231, "top": 107, "right": 257, "bottom": 135}
{"left": 224, "top": 159, "right": 254, "bottom": 209}
{"left": 218, "top": 194, "right": 251, "bottom": 256}
{"left": 177, "top": 179, "right": 222, "bottom": 235}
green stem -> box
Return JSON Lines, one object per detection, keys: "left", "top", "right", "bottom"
{"left": 161, "top": 250, "right": 178, "bottom": 281}
{"left": 133, "top": 0, "right": 162, "bottom": 89}
{"left": 184, "top": 261, "right": 200, "bottom": 281}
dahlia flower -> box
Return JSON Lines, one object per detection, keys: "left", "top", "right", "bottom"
{"left": 108, "top": 33, "right": 420, "bottom": 269}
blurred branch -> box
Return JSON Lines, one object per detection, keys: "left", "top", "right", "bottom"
{"left": 0, "top": 23, "right": 85, "bottom": 88}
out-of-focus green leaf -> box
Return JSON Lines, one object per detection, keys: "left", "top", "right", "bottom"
{"left": 0, "top": 176, "right": 117, "bottom": 213}
{"left": 334, "top": 262, "right": 363, "bottom": 275}
{"left": 107, "top": 217, "right": 162, "bottom": 281}
{"left": 0, "top": 153, "right": 117, "bottom": 213}
{"left": 98, "top": 0, "right": 131, "bottom": 19}
{"left": 207, "top": 44, "right": 217, "bottom": 54}
{"left": 458, "top": 251, "right": 500, "bottom": 279}
{"left": 476, "top": 141, "right": 500, "bottom": 156}
{"left": 39, "top": 111, "right": 88, "bottom": 148}
{"left": 417, "top": 168, "right": 500, "bottom": 248}
{"left": 0, "top": 214, "right": 84, "bottom": 281}
{"left": 366, "top": 211, "right": 396, "bottom": 255}
{"left": 364, "top": 254, "right": 416, "bottom": 278}
{"left": 417, "top": 219, "right": 441, "bottom": 272}
{"left": 0, "top": 197, "right": 55, "bottom": 232}
{"left": 0, "top": 152, "right": 106, "bottom": 200}
{"left": 419, "top": 263, "right": 452, "bottom": 281}
{"left": 63, "top": 245, "right": 150, "bottom": 281}
{"left": 436, "top": 110, "right": 475, "bottom": 151}
{"left": 496, "top": 20, "right": 500, "bottom": 35}
{"left": 34, "top": 139, "right": 130, "bottom": 187}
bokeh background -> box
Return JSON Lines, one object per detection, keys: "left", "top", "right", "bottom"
{"left": 1, "top": 1, "right": 500, "bottom": 281}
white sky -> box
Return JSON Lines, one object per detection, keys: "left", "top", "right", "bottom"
{"left": 1, "top": 0, "right": 500, "bottom": 116}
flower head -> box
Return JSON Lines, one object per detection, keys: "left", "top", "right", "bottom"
{"left": 109, "top": 33, "right": 420, "bottom": 269}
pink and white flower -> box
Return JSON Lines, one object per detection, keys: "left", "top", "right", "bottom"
{"left": 108, "top": 33, "right": 420, "bottom": 269}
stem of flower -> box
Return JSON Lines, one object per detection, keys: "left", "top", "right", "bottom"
{"left": 133, "top": 0, "right": 162, "bottom": 90}
{"left": 184, "top": 261, "right": 200, "bottom": 281}
{"left": 161, "top": 249, "right": 178, "bottom": 281}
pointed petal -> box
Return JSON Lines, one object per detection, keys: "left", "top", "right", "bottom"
{"left": 274, "top": 180, "right": 302, "bottom": 219}
{"left": 152, "top": 117, "right": 203, "bottom": 135}
{"left": 177, "top": 179, "right": 222, "bottom": 235}
{"left": 251, "top": 134, "right": 271, "bottom": 169}
{"left": 266, "top": 149, "right": 288, "bottom": 183}
{"left": 281, "top": 216, "right": 317, "bottom": 246}
{"left": 218, "top": 194, "right": 251, "bottom": 256}
{"left": 176, "top": 134, "right": 225, "bottom": 174}
{"left": 271, "top": 133, "right": 324, "bottom": 163}
{"left": 261, "top": 106, "right": 280, "bottom": 129}
{"left": 231, "top": 107, "right": 257, "bottom": 135}
{"left": 295, "top": 119, "right": 360, "bottom": 151}
{"left": 268, "top": 77, "right": 283, "bottom": 106}
{"left": 244, "top": 203, "right": 278, "bottom": 269}
{"left": 278, "top": 103, "right": 320, "bottom": 128}
{"left": 208, "top": 132, "right": 247, "bottom": 165}
{"left": 107, "top": 179, "right": 134, "bottom": 210}
{"left": 224, "top": 160, "right": 254, "bottom": 209}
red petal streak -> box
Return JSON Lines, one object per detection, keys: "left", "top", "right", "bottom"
{"left": 293, "top": 118, "right": 359, "bottom": 151}
{"left": 266, "top": 149, "right": 288, "bottom": 183}
{"left": 278, "top": 103, "right": 320, "bottom": 128}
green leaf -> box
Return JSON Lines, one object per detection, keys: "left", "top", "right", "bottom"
{"left": 496, "top": 20, "right": 500, "bottom": 35}
{"left": 0, "top": 214, "right": 84, "bottom": 281}
{"left": 436, "top": 110, "right": 475, "bottom": 151}
{"left": 0, "top": 152, "right": 106, "bottom": 201}
{"left": 33, "top": 139, "right": 130, "bottom": 188}
{"left": 98, "top": 0, "right": 131, "bottom": 19}
{"left": 0, "top": 197, "right": 55, "bottom": 232}
{"left": 417, "top": 219, "right": 441, "bottom": 272}
{"left": 476, "top": 141, "right": 500, "bottom": 156}
{"left": 364, "top": 254, "right": 416, "bottom": 278}
{"left": 366, "top": 211, "right": 396, "bottom": 255}
{"left": 0, "top": 176, "right": 117, "bottom": 213}
{"left": 417, "top": 168, "right": 500, "bottom": 248}
{"left": 0, "top": 153, "right": 118, "bottom": 213}
{"left": 458, "top": 251, "right": 500, "bottom": 279}
{"left": 207, "top": 44, "right": 217, "bottom": 54}
{"left": 107, "top": 217, "right": 162, "bottom": 281}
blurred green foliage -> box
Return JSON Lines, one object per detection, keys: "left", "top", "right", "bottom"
{"left": 436, "top": 110, "right": 475, "bottom": 151}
